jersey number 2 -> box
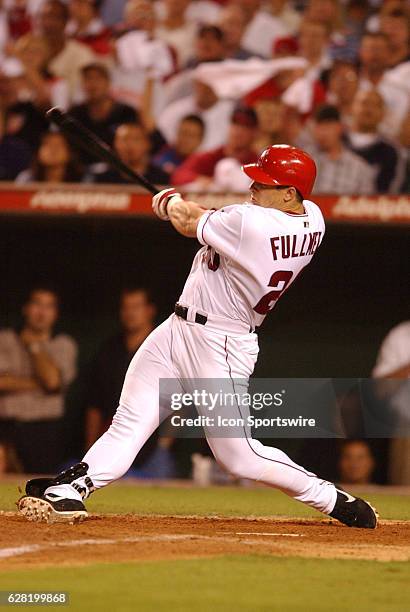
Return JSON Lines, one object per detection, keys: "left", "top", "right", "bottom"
{"left": 253, "top": 270, "right": 294, "bottom": 314}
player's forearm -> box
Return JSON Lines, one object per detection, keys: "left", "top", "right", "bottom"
{"left": 168, "top": 198, "right": 208, "bottom": 238}
{"left": 0, "top": 374, "right": 40, "bottom": 392}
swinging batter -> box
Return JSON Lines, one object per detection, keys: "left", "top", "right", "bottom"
{"left": 18, "top": 145, "right": 378, "bottom": 529}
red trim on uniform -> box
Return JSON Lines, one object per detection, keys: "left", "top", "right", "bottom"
{"left": 201, "top": 210, "right": 216, "bottom": 245}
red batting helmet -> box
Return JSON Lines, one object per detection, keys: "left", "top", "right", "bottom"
{"left": 242, "top": 144, "right": 317, "bottom": 199}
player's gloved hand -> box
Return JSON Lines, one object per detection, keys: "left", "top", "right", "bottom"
{"left": 152, "top": 188, "right": 182, "bottom": 221}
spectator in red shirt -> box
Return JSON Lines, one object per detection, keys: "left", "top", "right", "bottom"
{"left": 66, "top": 0, "right": 112, "bottom": 57}
{"left": 171, "top": 106, "right": 258, "bottom": 189}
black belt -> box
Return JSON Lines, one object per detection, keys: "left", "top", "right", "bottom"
{"left": 174, "top": 303, "right": 207, "bottom": 325}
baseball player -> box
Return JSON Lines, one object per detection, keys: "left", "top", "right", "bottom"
{"left": 18, "top": 145, "right": 377, "bottom": 528}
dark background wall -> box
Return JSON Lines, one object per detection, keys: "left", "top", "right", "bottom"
{"left": 1, "top": 215, "right": 408, "bottom": 478}
{"left": 1, "top": 215, "right": 407, "bottom": 374}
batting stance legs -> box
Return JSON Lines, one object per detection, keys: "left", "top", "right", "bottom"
{"left": 44, "top": 314, "right": 337, "bottom": 514}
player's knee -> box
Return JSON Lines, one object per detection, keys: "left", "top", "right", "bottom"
{"left": 213, "top": 449, "right": 261, "bottom": 481}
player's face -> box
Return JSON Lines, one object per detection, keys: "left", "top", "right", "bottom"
{"left": 249, "top": 182, "right": 291, "bottom": 208}
{"left": 120, "top": 292, "right": 155, "bottom": 333}
{"left": 23, "top": 291, "right": 59, "bottom": 334}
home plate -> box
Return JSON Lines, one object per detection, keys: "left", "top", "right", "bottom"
{"left": 235, "top": 532, "right": 304, "bottom": 537}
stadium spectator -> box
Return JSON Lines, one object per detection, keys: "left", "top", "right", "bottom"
{"left": 90, "top": 122, "right": 170, "bottom": 184}
{"left": 303, "top": 104, "right": 375, "bottom": 194}
{"left": 267, "top": 0, "right": 301, "bottom": 34}
{"left": 0, "top": 439, "right": 22, "bottom": 475}
{"left": 0, "top": 57, "right": 49, "bottom": 151}
{"left": 85, "top": 287, "right": 175, "bottom": 478}
{"left": 252, "top": 97, "right": 290, "bottom": 152}
{"left": 218, "top": 4, "right": 255, "bottom": 60}
{"left": 182, "top": 0, "right": 222, "bottom": 25}
{"left": 157, "top": 78, "right": 235, "bottom": 152}
{"left": 171, "top": 106, "right": 258, "bottom": 188}
{"left": 380, "top": 9, "right": 409, "bottom": 68}
{"left": 331, "top": 0, "right": 370, "bottom": 63}
{"left": 0, "top": 287, "right": 77, "bottom": 473}
{"left": 153, "top": 114, "right": 205, "bottom": 176}
{"left": 156, "top": 0, "right": 197, "bottom": 68}
{"left": 304, "top": 0, "right": 343, "bottom": 37}
{"left": 281, "top": 20, "right": 331, "bottom": 116}
{"left": 236, "top": 0, "right": 289, "bottom": 59}
{"left": 85, "top": 287, "right": 155, "bottom": 448}
{"left": 112, "top": 0, "right": 175, "bottom": 108}
{"left": 373, "top": 321, "right": 410, "bottom": 484}
{"left": 115, "top": 0, "right": 174, "bottom": 76}
{"left": 346, "top": 89, "right": 405, "bottom": 193}
{"left": 69, "top": 63, "right": 138, "bottom": 165}
{"left": 358, "top": 31, "right": 409, "bottom": 138}
{"left": 337, "top": 440, "right": 375, "bottom": 485}
{"left": 11, "top": 34, "right": 70, "bottom": 109}
{"left": 185, "top": 24, "right": 225, "bottom": 69}
{"left": 66, "top": 0, "right": 112, "bottom": 57}
{"left": 5, "top": 0, "right": 32, "bottom": 42}
{"left": 19, "top": 0, "right": 96, "bottom": 100}
{"left": 325, "top": 60, "right": 359, "bottom": 124}
{"left": 16, "top": 131, "right": 84, "bottom": 183}
{"left": 297, "top": 19, "right": 332, "bottom": 73}
{"left": 0, "top": 107, "right": 32, "bottom": 180}
{"left": 100, "top": 0, "right": 127, "bottom": 27}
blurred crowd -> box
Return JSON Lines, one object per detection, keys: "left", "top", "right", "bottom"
{"left": 0, "top": 286, "right": 409, "bottom": 485}
{"left": 0, "top": 0, "right": 408, "bottom": 193}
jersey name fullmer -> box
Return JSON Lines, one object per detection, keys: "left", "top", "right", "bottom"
{"left": 271, "top": 231, "right": 323, "bottom": 260}
{"left": 179, "top": 200, "right": 326, "bottom": 330}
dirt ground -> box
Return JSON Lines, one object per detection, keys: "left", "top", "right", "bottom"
{"left": 1, "top": 513, "right": 410, "bottom": 569}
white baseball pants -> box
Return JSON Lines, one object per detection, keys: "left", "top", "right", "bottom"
{"left": 46, "top": 314, "right": 337, "bottom": 514}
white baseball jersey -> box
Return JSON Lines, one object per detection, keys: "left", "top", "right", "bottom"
{"left": 179, "top": 200, "right": 325, "bottom": 329}
{"left": 47, "top": 196, "right": 337, "bottom": 517}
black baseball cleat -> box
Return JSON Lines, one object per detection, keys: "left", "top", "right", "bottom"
{"left": 329, "top": 489, "right": 378, "bottom": 529}
{"left": 17, "top": 462, "right": 90, "bottom": 524}
{"left": 17, "top": 494, "right": 88, "bottom": 524}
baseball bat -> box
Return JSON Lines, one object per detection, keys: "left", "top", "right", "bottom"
{"left": 46, "top": 107, "right": 159, "bottom": 195}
